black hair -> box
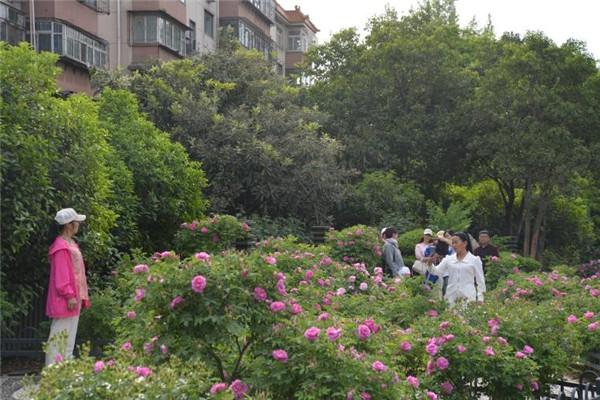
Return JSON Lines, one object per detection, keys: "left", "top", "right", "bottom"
{"left": 452, "top": 231, "right": 473, "bottom": 253}
{"left": 435, "top": 240, "right": 450, "bottom": 256}
{"left": 383, "top": 227, "right": 397, "bottom": 239}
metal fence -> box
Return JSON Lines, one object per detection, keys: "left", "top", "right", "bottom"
{"left": 540, "top": 378, "right": 600, "bottom": 399}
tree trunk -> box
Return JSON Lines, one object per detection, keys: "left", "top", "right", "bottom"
{"left": 494, "top": 178, "right": 516, "bottom": 235}
{"left": 529, "top": 192, "right": 549, "bottom": 260}
{"left": 520, "top": 178, "right": 533, "bottom": 256}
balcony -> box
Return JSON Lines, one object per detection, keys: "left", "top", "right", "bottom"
{"left": 244, "top": 0, "right": 275, "bottom": 23}
{"left": 131, "top": 0, "right": 186, "bottom": 26}
{"left": 34, "top": 20, "right": 108, "bottom": 69}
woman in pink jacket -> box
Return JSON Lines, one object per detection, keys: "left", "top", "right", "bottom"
{"left": 45, "top": 208, "right": 90, "bottom": 366}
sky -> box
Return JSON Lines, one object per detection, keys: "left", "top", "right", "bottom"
{"left": 278, "top": 0, "right": 600, "bottom": 61}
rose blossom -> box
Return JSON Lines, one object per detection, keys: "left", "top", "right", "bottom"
{"left": 254, "top": 287, "right": 268, "bottom": 302}
{"left": 364, "top": 319, "right": 380, "bottom": 334}
{"left": 515, "top": 351, "right": 526, "bottom": 359}
{"left": 371, "top": 360, "right": 388, "bottom": 372}
{"left": 440, "top": 381, "right": 454, "bottom": 394}
{"left": 304, "top": 327, "right": 321, "bottom": 341}
{"left": 210, "top": 383, "right": 228, "bottom": 394}
{"left": 121, "top": 341, "right": 132, "bottom": 351}
{"left": 270, "top": 301, "right": 285, "bottom": 312}
{"left": 127, "top": 310, "right": 137, "bottom": 319}
{"left": 567, "top": 315, "right": 578, "bottom": 323}
{"left": 407, "top": 375, "right": 419, "bottom": 388}
{"left": 317, "top": 312, "right": 330, "bottom": 321}
{"left": 265, "top": 256, "right": 277, "bottom": 265}
{"left": 134, "top": 288, "right": 145, "bottom": 302}
{"left": 457, "top": 344, "right": 466, "bottom": 353}
{"left": 191, "top": 275, "right": 207, "bottom": 293}
{"left": 327, "top": 327, "right": 343, "bottom": 341}
{"left": 272, "top": 349, "right": 288, "bottom": 363}
{"left": 133, "top": 264, "right": 149, "bottom": 274}
{"left": 426, "top": 342, "right": 438, "bottom": 356}
{"left": 200, "top": 226, "right": 209, "bottom": 234}
{"left": 584, "top": 311, "right": 595, "bottom": 320}
{"left": 336, "top": 287, "right": 347, "bottom": 296}
{"left": 484, "top": 346, "right": 495, "bottom": 357}
{"left": 439, "top": 321, "right": 450, "bottom": 330}
{"left": 170, "top": 296, "right": 183, "bottom": 310}
{"left": 436, "top": 357, "right": 449, "bottom": 370}
{"left": 290, "top": 303, "right": 303, "bottom": 315}
{"left": 522, "top": 345, "right": 534, "bottom": 355}
{"left": 359, "top": 282, "right": 368, "bottom": 291}
{"left": 400, "top": 341, "right": 412, "bottom": 352}
{"left": 194, "top": 252, "right": 211, "bottom": 262}
{"left": 588, "top": 322, "right": 599, "bottom": 332}
{"left": 305, "top": 270, "right": 314, "bottom": 280}
{"left": 94, "top": 361, "right": 105, "bottom": 373}
{"left": 229, "top": 379, "right": 249, "bottom": 400}
{"left": 426, "top": 392, "right": 438, "bottom": 400}
{"left": 135, "top": 366, "right": 152, "bottom": 377}
{"left": 356, "top": 324, "right": 371, "bottom": 340}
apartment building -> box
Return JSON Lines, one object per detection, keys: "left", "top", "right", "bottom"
{"left": 219, "top": 0, "right": 318, "bottom": 76}
{"left": 1, "top": 0, "right": 317, "bottom": 94}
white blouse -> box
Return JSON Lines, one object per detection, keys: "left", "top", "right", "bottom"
{"left": 431, "top": 252, "right": 486, "bottom": 305}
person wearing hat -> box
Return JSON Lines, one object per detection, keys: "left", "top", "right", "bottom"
{"left": 412, "top": 228, "right": 434, "bottom": 275}
{"left": 45, "top": 208, "right": 91, "bottom": 366}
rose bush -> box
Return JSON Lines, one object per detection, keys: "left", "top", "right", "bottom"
{"left": 32, "top": 219, "right": 600, "bottom": 399}
{"left": 326, "top": 225, "right": 383, "bottom": 270}
{"left": 174, "top": 214, "right": 251, "bottom": 256}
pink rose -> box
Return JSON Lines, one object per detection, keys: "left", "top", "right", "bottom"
{"left": 515, "top": 351, "right": 526, "bottom": 359}
{"left": 372, "top": 360, "right": 387, "bottom": 372}
{"left": 270, "top": 301, "right": 286, "bottom": 312}
{"left": 170, "top": 296, "right": 184, "bottom": 310}
{"left": 588, "top": 322, "right": 599, "bottom": 332}
{"left": 320, "top": 256, "right": 333, "bottom": 266}
{"left": 254, "top": 287, "right": 268, "bottom": 302}
{"left": 135, "top": 366, "right": 152, "bottom": 377}
{"left": 491, "top": 256, "right": 499, "bottom": 262}
{"left": 356, "top": 324, "right": 371, "bottom": 340}
{"left": 242, "top": 222, "right": 250, "bottom": 231}
{"left": 400, "top": 341, "right": 412, "bottom": 352}
{"left": 210, "top": 383, "right": 228, "bottom": 394}
{"left": 336, "top": 287, "right": 347, "bottom": 296}
{"left": 305, "top": 270, "right": 314, "bottom": 280}
{"left": 439, "top": 321, "right": 450, "bottom": 330}
{"left": 348, "top": 275, "right": 356, "bottom": 283}
{"left": 134, "top": 288, "right": 145, "bottom": 302}
{"left": 276, "top": 279, "right": 287, "bottom": 296}
{"left": 94, "top": 361, "right": 105, "bottom": 373}
{"left": 457, "top": 344, "right": 466, "bottom": 353}
{"left": 407, "top": 375, "right": 419, "bottom": 388}
{"left": 127, "top": 310, "right": 136, "bottom": 319}
{"left": 133, "top": 264, "right": 149, "bottom": 274}
{"left": 363, "top": 319, "right": 380, "bottom": 334}
{"left": 522, "top": 345, "right": 534, "bottom": 355}
{"left": 359, "top": 282, "right": 368, "bottom": 291}
{"left": 497, "top": 337, "right": 508, "bottom": 346}
{"left": 531, "top": 380, "right": 540, "bottom": 391}
{"left": 436, "top": 356, "right": 449, "bottom": 370}
{"left": 327, "top": 327, "right": 342, "bottom": 341}
{"left": 290, "top": 303, "right": 303, "bottom": 315}
{"left": 160, "top": 344, "right": 168, "bottom": 354}
{"left": 272, "top": 349, "right": 288, "bottom": 363}
{"left": 304, "top": 327, "right": 321, "bottom": 341}
{"left": 53, "top": 354, "right": 64, "bottom": 363}
{"left": 317, "top": 312, "right": 330, "bottom": 321}
{"left": 482, "top": 336, "right": 491, "bottom": 343}
{"left": 200, "top": 226, "right": 209, "bottom": 234}
{"left": 229, "top": 379, "right": 249, "bottom": 400}
{"left": 484, "top": 346, "right": 495, "bottom": 357}
{"left": 360, "top": 392, "right": 371, "bottom": 400}
{"left": 590, "top": 288, "right": 600, "bottom": 297}
{"left": 440, "top": 381, "right": 454, "bottom": 394}
{"left": 426, "top": 342, "right": 438, "bottom": 356}
{"left": 426, "top": 391, "right": 438, "bottom": 400}
{"left": 265, "top": 256, "right": 277, "bottom": 265}
{"left": 567, "top": 315, "right": 578, "bottom": 324}
{"left": 191, "top": 275, "right": 207, "bottom": 293}
{"left": 427, "top": 309, "right": 439, "bottom": 317}
{"left": 194, "top": 252, "right": 211, "bottom": 262}
{"left": 121, "top": 341, "right": 132, "bottom": 351}
{"left": 584, "top": 311, "right": 595, "bottom": 320}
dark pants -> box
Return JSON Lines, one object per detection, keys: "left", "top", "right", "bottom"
{"left": 442, "top": 276, "right": 449, "bottom": 297}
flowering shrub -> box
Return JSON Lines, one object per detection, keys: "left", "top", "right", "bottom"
{"left": 174, "top": 214, "right": 251, "bottom": 255}
{"left": 326, "top": 225, "right": 383, "bottom": 269}
{"left": 34, "top": 221, "right": 600, "bottom": 400}
{"left": 484, "top": 253, "right": 543, "bottom": 290}
{"left": 577, "top": 259, "right": 600, "bottom": 278}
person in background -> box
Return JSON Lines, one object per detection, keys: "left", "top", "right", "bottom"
{"left": 430, "top": 231, "right": 486, "bottom": 307}
{"left": 412, "top": 228, "right": 434, "bottom": 275}
{"left": 382, "top": 227, "right": 408, "bottom": 277}
{"left": 474, "top": 230, "right": 500, "bottom": 273}
{"left": 45, "top": 208, "right": 91, "bottom": 366}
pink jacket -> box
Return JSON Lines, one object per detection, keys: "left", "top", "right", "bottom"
{"left": 46, "top": 237, "right": 80, "bottom": 318}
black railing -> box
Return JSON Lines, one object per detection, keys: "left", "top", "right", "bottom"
{"left": 539, "top": 378, "right": 600, "bottom": 399}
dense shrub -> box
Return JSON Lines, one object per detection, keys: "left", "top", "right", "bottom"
{"left": 326, "top": 225, "right": 382, "bottom": 269}
{"left": 241, "top": 214, "right": 311, "bottom": 242}
{"left": 485, "top": 254, "right": 543, "bottom": 290}
{"left": 173, "top": 214, "right": 251, "bottom": 256}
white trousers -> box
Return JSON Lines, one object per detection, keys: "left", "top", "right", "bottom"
{"left": 45, "top": 315, "right": 79, "bottom": 366}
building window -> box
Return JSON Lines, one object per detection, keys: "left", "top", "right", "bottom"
{"left": 187, "top": 19, "right": 196, "bottom": 54}
{"left": 287, "top": 29, "right": 307, "bottom": 51}
{"left": 0, "top": 1, "right": 26, "bottom": 45}
{"left": 34, "top": 20, "right": 107, "bottom": 68}
{"left": 78, "top": 0, "right": 109, "bottom": 13}
{"left": 131, "top": 14, "right": 187, "bottom": 56}
{"left": 276, "top": 26, "right": 283, "bottom": 50}
{"left": 235, "top": 20, "right": 272, "bottom": 59}
{"left": 246, "top": 0, "right": 275, "bottom": 22}
{"left": 204, "top": 10, "right": 213, "bottom": 38}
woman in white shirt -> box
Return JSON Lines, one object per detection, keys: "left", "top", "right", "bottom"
{"left": 431, "top": 231, "right": 486, "bottom": 306}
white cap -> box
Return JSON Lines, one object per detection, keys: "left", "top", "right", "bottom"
{"left": 423, "top": 228, "right": 433, "bottom": 236}
{"left": 55, "top": 208, "right": 86, "bottom": 225}
{"left": 380, "top": 227, "right": 388, "bottom": 236}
